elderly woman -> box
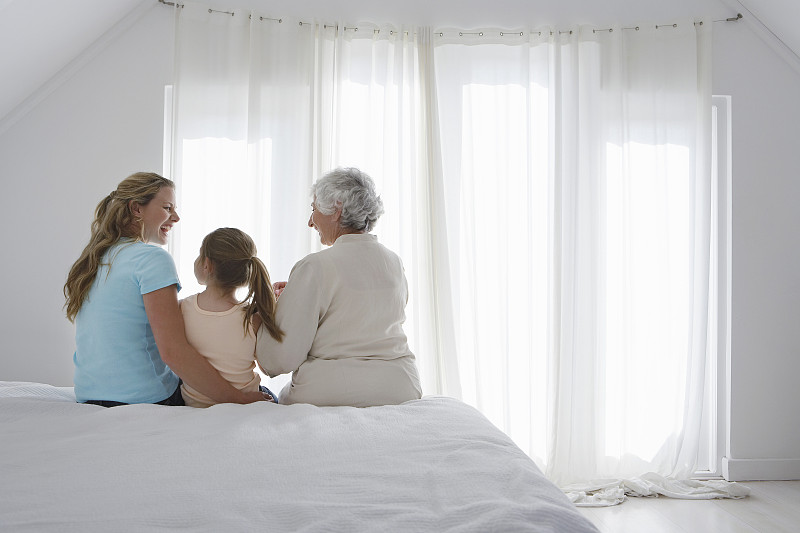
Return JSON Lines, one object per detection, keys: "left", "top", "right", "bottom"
{"left": 256, "top": 167, "right": 422, "bottom": 407}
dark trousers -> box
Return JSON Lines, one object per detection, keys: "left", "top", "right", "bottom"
{"left": 84, "top": 382, "right": 278, "bottom": 407}
{"left": 83, "top": 382, "right": 185, "bottom": 408}
{"left": 259, "top": 385, "right": 279, "bottom": 404}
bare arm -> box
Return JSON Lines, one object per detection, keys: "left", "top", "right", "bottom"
{"left": 144, "top": 285, "right": 266, "bottom": 404}
{"left": 251, "top": 312, "right": 262, "bottom": 333}
{"left": 251, "top": 314, "right": 269, "bottom": 375}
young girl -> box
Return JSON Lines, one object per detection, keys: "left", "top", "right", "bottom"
{"left": 180, "top": 227, "right": 284, "bottom": 408}
{"left": 65, "top": 172, "right": 266, "bottom": 406}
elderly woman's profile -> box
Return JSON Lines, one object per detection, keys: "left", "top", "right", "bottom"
{"left": 256, "top": 167, "right": 422, "bottom": 407}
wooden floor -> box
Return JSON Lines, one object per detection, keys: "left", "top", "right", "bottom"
{"left": 577, "top": 481, "right": 800, "bottom": 533}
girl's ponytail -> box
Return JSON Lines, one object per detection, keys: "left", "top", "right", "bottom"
{"left": 200, "top": 227, "right": 283, "bottom": 342}
{"left": 244, "top": 256, "right": 284, "bottom": 342}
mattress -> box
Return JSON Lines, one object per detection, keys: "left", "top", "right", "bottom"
{"left": 0, "top": 381, "right": 597, "bottom": 532}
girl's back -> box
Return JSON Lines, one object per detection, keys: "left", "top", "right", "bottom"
{"left": 179, "top": 294, "right": 261, "bottom": 408}
{"left": 178, "top": 227, "right": 282, "bottom": 407}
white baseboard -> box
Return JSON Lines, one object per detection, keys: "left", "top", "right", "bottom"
{"left": 722, "top": 457, "right": 800, "bottom": 481}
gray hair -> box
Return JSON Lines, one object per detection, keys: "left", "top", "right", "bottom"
{"left": 311, "top": 167, "right": 384, "bottom": 232}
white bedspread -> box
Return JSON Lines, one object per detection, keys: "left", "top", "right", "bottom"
{"left": 0, "top": 381, "right": 597, "bottom": 532}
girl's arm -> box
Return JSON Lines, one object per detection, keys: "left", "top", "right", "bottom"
{"left": 144, "top": 285, "right": 266, "bottom": 404}
{"left": 251, "top": 312, "right": 262, "bottom": 333}
{"left": 251, "top": 314, "right": 269, "bottom": 375}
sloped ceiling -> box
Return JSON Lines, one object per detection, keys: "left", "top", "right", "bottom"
{"left": 738, "top": 0, "right": 800, "bottom": 58}
{"left": 0, "top": 0, "right": 143, "bottom": 122}
{"left": 0, "top": 0, "right": 798, "bottom": 129}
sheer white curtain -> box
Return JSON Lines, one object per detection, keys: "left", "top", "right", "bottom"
{"left": 433, "top": 23, "right": 726, "bottom": 503}
{"left": 170, "top": 3, "right": 441, "bottom": 394}
{"left": 169, "top": 3, "right": 740, "bottom": 504}
{"left": 171, "top": 4, "right": 318, "bottom": 286}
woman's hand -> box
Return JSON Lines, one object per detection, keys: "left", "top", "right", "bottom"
{"left": 242, "top": 390, "right": 272, "bottom": 403}
{"left": 273, "top": 281, "right": 287, "bottom": 298}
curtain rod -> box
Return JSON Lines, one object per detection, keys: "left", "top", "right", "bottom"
{"left": 156, "top": 0, "right": 743, "bottom": 30}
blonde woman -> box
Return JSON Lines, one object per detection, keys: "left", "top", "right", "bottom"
{"left": 64, "top": 172, "right": 267, "bottom": 406}
{"left": 180, "top": 228, "right": 283, "bottom": 407}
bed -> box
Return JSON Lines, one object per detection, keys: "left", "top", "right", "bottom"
{"left": 0, "top": 381, "right": 597, "bottom": 532}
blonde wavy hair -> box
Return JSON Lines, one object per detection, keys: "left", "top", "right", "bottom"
{"left": 63, "top": 172, "right": 175, "bottom": 322}
{"left": 199, "top": 228, "right": 284, "bottom": 342}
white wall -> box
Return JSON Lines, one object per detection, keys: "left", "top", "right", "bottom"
{"left": 0, "top": 3, "right": 173, "bottom": 386}
{"left": 0, "top": 0, "right": 797, "bottom": 480}
{"left": 712, "top": 21, "right": 800, "bottom": 480}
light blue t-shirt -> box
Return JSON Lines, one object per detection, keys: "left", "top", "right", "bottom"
{"left": 73, "top": 240, "right": 181, "bottom": 403}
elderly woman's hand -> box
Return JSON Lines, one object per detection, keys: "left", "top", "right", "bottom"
{"left": 273, "top": 281, "right": 287, "bottom": 298}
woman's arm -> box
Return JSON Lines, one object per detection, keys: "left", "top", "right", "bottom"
{"left": 144, "top": 285, "right": 266, "bottom": 404}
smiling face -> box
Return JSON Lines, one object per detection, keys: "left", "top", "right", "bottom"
{"left": 307, "top": 197, "right": 341, "bottom": 246}
{"left": 132, "top": 186, "right": 179, "bottom": 245}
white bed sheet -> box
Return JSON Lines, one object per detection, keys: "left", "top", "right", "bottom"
{"left": 0, "top": 381, "right": 597, "bottom": 532}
